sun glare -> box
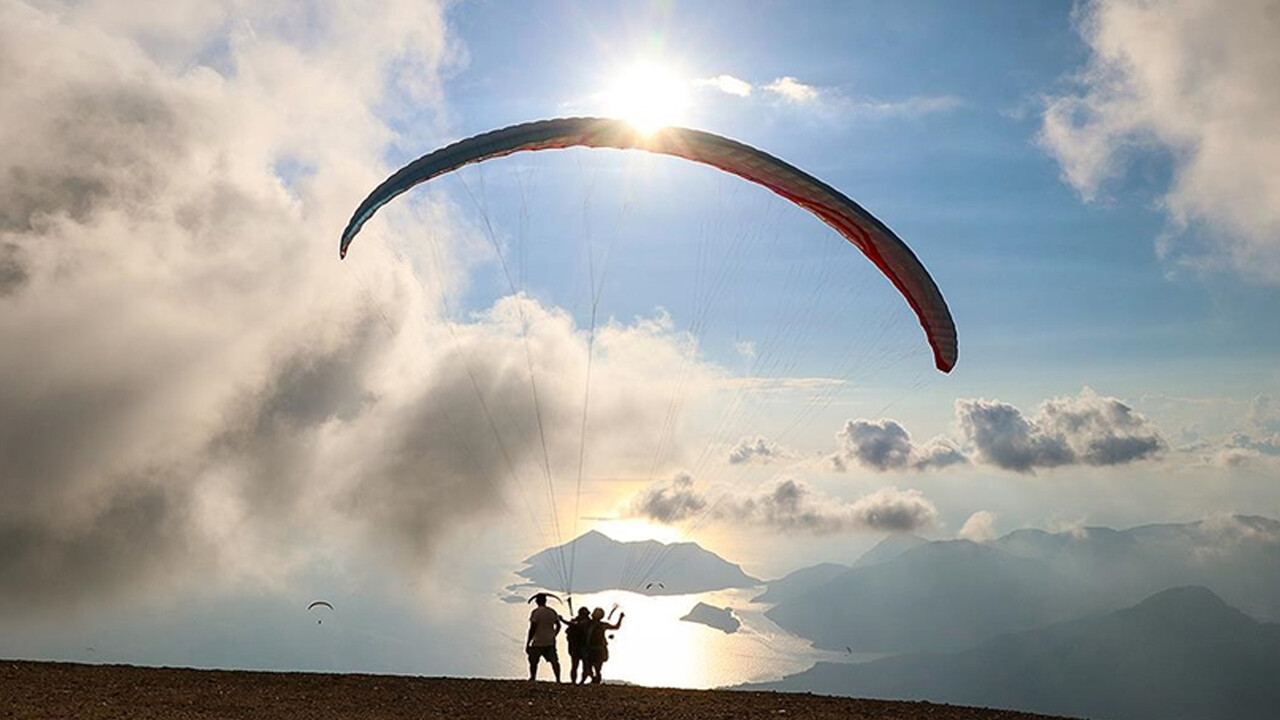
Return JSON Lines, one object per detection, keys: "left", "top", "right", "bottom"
{"left": 602, "top": 60, "right": 691, "bottom": 134}
{"left": 595, "top": 518, "right": 686, "bottom": 545}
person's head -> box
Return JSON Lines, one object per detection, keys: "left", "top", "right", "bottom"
{"left": 533, "top": 593, "right": 547, "bottom": 607}
{"left": 577, "top": 607, "right": 590, "bottom": 619}
{"left": 591, "top": 607, "right": 605, "bottom": 620}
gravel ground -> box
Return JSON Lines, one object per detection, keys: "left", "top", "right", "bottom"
{"left": 0, "top": 660, "right": 1080, "bottom": 720}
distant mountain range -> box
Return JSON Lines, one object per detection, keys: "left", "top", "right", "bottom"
{"left": 743, "top": 586, "right": 1280, "bottom": 720}
{"left": 763, "top": 516, "right": 1280, "bottom": 654}
{"left": 516, "top": 530, "right": 760, "bottom": 595}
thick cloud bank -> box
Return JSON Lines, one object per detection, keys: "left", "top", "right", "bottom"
{"left": 0, "top": 1, "right": 717, "bottom": 615}
{"left": 629, "top": 475, "right": 938, "bottom": 534}
{"left": 1041, "top": 0, "right": 1280, "bottom": 280}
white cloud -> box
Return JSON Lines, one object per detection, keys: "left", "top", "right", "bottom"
{"left": 764, "top": 76, "right": 819, "bottom": 103}
{"left": 1040, "top": 0, "right": 1280, "bottom": 281}
{"left": 696, "top": 74, "right": 753, "bottom": 97}
{"left": 958, "top": 510, "right": 999, "bottom": 543}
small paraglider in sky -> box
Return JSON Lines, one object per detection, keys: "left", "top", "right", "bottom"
{"left": 645, "top": 582, "right": 664, "bottom": 591}
{"left": 307, "top": 600, "right": 334, "bottom": 625}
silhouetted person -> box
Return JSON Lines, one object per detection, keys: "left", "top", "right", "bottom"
{"left": 563, "top": 607, "right": 592, "bottom": 684}
{"left": 586, "top": 606, "right": 624, "bottom": 684}
{"left": 526, "top": 593, "right": 562, "bottom": 682}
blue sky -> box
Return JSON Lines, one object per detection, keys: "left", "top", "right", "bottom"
{"left": 429, "top": 0, "right": 1280, "bottom": 429}
{"left": 1, "top": 0, "right": 1279, "bottom": 678}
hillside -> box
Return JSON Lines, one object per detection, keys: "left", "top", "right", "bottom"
{"left": 0, "top": 660, "right": 1076, "bottom": 720}
{"left": 747, "top": 586, "right": 1280, "bottom": 720}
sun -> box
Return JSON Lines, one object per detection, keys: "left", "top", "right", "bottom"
{"left": 601, "top": 60, "right": 691, "bottom": 134}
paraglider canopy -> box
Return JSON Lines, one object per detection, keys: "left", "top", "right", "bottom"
{"left": 307, "top": 600, "right": 334, "bottom": 624}
{"left": 339, "top": 117, "right": 957, "bottom": 372}
{"left": 527, "top": 592, "right": 562, "bottom": 605}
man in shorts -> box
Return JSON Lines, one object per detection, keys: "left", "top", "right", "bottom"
{"left": 526, "top": 593, "right": 562, "bottom": 682}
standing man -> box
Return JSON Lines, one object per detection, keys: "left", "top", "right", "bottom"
{"left": 526, "top": 593, "right": 562, "bottom": 682}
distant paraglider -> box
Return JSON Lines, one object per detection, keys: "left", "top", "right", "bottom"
{"left": 307, "top": 600, "right": 334, "bottom": 625}
{"left": 527, "top": 592, "right": 562, "bottom": 605}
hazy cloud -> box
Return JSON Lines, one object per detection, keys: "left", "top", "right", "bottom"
{"left": 858, "top": 95, "right": 963, "bottom": 117}
{"left": 955, "top": 389, "right": 1165, "bottom": 473}
{"left": 1041, "top": 0, "right": 1280, "bottom": 280}
{"left": 728, "top": 436, "right": 789, "bottom": 465}
{"left": 628, "top": 476, "right": 938, "bottom": 534}
{"left": 1250, "top": 395, "right": 1280, "bottom": 433}
{"left": 846, "top": 486, "right": 939, "bottom": 533}
{"left": 764, "top": 76, "right": 819, "bottom": 103}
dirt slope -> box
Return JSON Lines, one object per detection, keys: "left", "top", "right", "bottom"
{"left": 0, "top": 660, "right": 1081, "bottom": 720}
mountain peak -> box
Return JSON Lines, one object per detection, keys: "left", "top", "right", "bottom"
{"left": 1129, "top": 585, "right": 1233, "bottom": 619}
{"left": 852, "top": 532, "right": 928, "bottom": 568}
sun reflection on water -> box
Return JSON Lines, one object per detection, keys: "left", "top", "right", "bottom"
{"left": 498, "top": 588, "right": 848, "bottom": 689}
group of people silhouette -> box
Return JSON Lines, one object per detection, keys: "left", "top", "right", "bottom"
{"left": 526, "top": 593, "right": 624, "bottom": 684}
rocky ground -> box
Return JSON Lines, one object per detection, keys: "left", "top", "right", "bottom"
{"left": 1, "top": 660, "right": 1080, "bottom": 720}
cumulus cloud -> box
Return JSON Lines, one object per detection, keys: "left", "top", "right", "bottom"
{"left": 955, "top": 389, "right": 1165, "bottom": 473}
{"left": 1040, "top": 0, "right": 1280, "bottom": 280}
{"left": 912, "top": 435, "right": 969, "bottom": 470}
{"left": 830, "top": 419, "right": 967, "bottom": 472}
{"left": 0, "top": 1, "right": 724, "bottom": 616}
{"left": 629, "top": 472, "right": 707, "bottom": 523}
{"left": 846, "top": 486, "right": 939, "bottom": 533}
{"left": 727, "top": 436, "right": 789, "bottom": 465}
{"left": 628, "top": 475, "right": 938, "bottom": 534}
{"left": 834, "top": 419, "right": 913, "bottom": 470}
{"left": 958, "top": 511, "right": 999, "bottom": 543}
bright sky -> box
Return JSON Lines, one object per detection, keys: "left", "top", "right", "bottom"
{"left": 2, "top": 0, "right": 1279, "bottom": 680}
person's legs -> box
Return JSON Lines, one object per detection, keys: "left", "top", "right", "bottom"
{"left": 569, "top": 655, "right": 579, "bottom": 684}
{"left": 527, "top": 647, "right": 539, "bottom": 681}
